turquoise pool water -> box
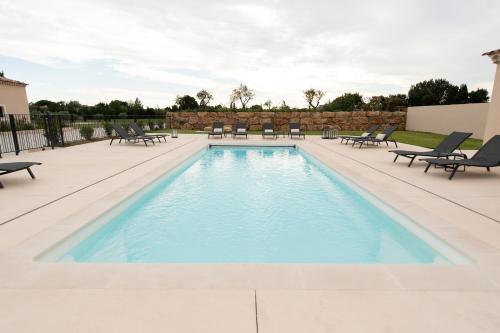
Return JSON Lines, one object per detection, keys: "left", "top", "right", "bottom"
{"left": 53, "top": 146, "right": 462, "bottom": 263}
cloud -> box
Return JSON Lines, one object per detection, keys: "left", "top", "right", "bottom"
{"left": 0, "top": 0, "right": 498, "bottom": 107}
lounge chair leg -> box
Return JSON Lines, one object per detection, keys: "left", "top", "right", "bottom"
{"left": 408, "top": 156, "right": 417, "bottom": 167}
{"left": 449, "top": 165, "right": 459, "bottom": 180}
{"left": 424, "top": 163, "right": 432, "bottom": 173}
{"left": 394, "top": 141, "right": 398, "bottom": 148}
{"left": 0, "top": 181, "right": 4, "bottom": 189}
{"left": 110, "top": 137, "right": 114, "bottom": 145}
{"left": 26, "top": 167, "right": 36, "bottom": 179}
{"left": 393, "top": 155, "right": 399, "bottom": 163}
{"left": 487, "top": 167, "right": 491, "bottom": 172}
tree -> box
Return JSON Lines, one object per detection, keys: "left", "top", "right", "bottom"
{"left": 263, "top": 99, "right": 272, "bottom": 110}
{"left": 0, "top": 70, "right": 4, "bottom": 77}
{"left": 408, "top": 79, "right": 470, "bottom": 106}
{"left": 324, "top": 93, "right": 363, "bottom": 111}
{"left": 279, "top": 100, "right": 290, "bottom": 111}
{"left": 196, "top": 89, "right": 213, "bottom": 107}
{"left": 468, "top": 88, "right": 489, "bottom": 103}
{"left": 175, "top": 95, "right": 199, "bottom": 110}
{"left": 303, "top": 89, "right": 325, "bottom": 110}
{"left": 230, "top": 84, "right": 255, "bottom": 110}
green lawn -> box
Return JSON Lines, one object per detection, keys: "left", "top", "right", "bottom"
{"left": 152, "top": 129, "right": 483, "bottom": 150}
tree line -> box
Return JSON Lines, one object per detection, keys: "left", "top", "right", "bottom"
{"left": 28, "top": 78, "right": 489, "bottom": 116}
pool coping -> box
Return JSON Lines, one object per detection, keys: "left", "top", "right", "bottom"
{"left": 1, "top": 136, "right": 500, "bottom": 291}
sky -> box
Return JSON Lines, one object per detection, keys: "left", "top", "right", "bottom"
{"left": 0, "top": 0, "right": 499, "bottom": 108}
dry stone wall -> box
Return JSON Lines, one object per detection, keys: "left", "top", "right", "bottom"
{"left": 166, "top": 111, "right": 406, "bottom": 131}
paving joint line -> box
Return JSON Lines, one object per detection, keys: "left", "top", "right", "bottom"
{"left": 308, "top": 140, "right": 500, "bottom": 224}
{"left": 0, "top": 139, "right": 198, "bottom": 226}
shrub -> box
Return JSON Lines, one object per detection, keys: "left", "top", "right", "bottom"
{"left": 136, "top": 120, "right": 145, "bottom": 129}
{"left": 147, "top": 120, "right": 156, "bottom": 130}
{"left": 0, "top": 120, "right": 10, "bottom": 132}
{"left": 79, "top": 125, "right": 94, "bottom": 141}
{"left": 103, "top": 122, "right": 113, "bottom": 137}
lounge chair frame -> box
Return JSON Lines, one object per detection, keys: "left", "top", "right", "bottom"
{"left": 208, "top": 122, "right": 224, "bottom": 139}
{"left": 422, "top": 135, "right": 500, "bottom": 180}
{"left": 130, "top": 123, "right": 168, "bottom": 143}
{"left": 262, "top": 123, "right": 279, "bottom": 139}
{"left": 289, "top": 123, "right": 305, "bottom": 139}
{"left": 390, "top": 131, "right": 472, "bottom": 167}
{"left": 110, "top": 124, "right": 155, "bottom": 146}
{"left": 232, "top": 122, "right": 248, "bottom": 139}
{"left": 0, "top": 162, "right": 42, "bottom": 188}
{"left": 352, "top": 126, "right": 398, "bottom": 149}
{"left": 339, "top": 125, "right": 380, "bottom": 144}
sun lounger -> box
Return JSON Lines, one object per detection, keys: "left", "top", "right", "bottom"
{"left": 110, "top": 124, "right": 155, "bottom": 146}
{"left": 289, "top": 123, "right": 305, "bottom": 139}
{"left": 232, "top": 122, "right": 248, "bottom": 139}
{"left": 339, "top": 125, "right": 380, "bottom": 144}
{"left": 131, "top": 123, "right": 168, "bottom": 143}
{"left": 390, "top": 131, "right": 472, "bottom": 167}
{"left": 422, "top": 135, "right": 500, "bottom": 180}
{"left": 352, "top": 125, "right": 398, "bottom": 149}
{"left": 208, "top": 122, "right": 224, "bottom": 139}
{"left": 262, "top": 123, "right": 279, "bottom": 139}
{"left": 0, "top": 162, "right": 42, "bottom": 188}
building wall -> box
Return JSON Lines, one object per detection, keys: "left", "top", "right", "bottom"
{"left": 166, "top": 111, "right": 407, "bottom": 131}
{"left": 0, "top": 84, "right": 30, "bottom": 116}
{"left": 406, "top": 103, "right": 489, "bottom": 139}
{"left": 484, "top": 65, "right": 500, "bottom": 142}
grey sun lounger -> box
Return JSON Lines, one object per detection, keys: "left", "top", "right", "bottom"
{"left": 339, "top": 125, "right": 380, "bottom": 144}
{"left": 262, "top": 123, "right": 279, "bottom": 139}
{"left": 289, "top": 123, "right": 305, "bottom": 139}
{"left": 421, "top": 135, "right": 500, "bottom": 180}
{"left": 208, "top": 122, "right": 224, "bottom": 138}
{"left": 131, "top": 123, "right": 168, "bottom": 143}
{"left": 232, "top": 122, "right": 248, "bottom": 139}
{"left": 0, "top": 162, "right": 42, "bottom": 188}
{"left": 390, "top": 131, "right": 472, "bottom": 167}
{"left": 351, "top": 125, "right": 398, "bottom": 149}
{"left": 110, "top": 124, "right": 155, "bottom": 146}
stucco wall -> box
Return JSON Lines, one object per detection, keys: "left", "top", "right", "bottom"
{"left": 484, "top": 65, "right": 500, "bottom": 142}
{"left": 406, "top": 103, "right": 489, "bottom": 139}
{"left": 166, "top": 111, "right": 407, "bottom": 131}
{"left": 0, "top": 84, "right": 30, "bottom": 116}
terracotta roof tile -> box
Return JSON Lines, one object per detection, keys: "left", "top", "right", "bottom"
{"left": 0, "top": 76, "right": 28, "bottom": 87}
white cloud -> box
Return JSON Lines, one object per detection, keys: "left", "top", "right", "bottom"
{"left": 0, "top": 0, "right": 498, "bottom": 107}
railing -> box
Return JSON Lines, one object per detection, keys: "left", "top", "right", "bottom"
{"left": 0, "top": 114, "right": 166, "bottom": 157}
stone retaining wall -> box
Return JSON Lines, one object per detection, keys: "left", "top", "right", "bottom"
{"left": 166, "top": 111, "right": 406, "bottom": 131}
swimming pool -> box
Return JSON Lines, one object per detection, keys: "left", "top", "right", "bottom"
{"left": 42, "top": 146, "right": 469, "bottom": 263}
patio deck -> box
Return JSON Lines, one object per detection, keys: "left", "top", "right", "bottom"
{"left": 1, "top": 134, "right": 500, "bottom": 332}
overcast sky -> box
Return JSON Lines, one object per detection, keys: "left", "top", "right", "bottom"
{"left": 1, "top": 0, "right": 499, "bottom": 108}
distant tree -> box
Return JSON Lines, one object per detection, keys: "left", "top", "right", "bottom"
{"left": 408, "top": 79, "right": 471, "bottom": 106}
{"left": 0, "top": 70, "right": 4, "bottom": 77}
{"left": 263, "top": 99, "right": 272, "bottom": 110}
{"left": 129, "top": 97, "right": 145, "bottom": 114}
{"left": 279, "top": 100, "right": 290, "bottom": 111}
{"left": 109, "top": 100, "right": 129, "bottom": 115}
{"left": 468, "top": 88, "right": 489, "bottom": 103}
{"left": 303, "top": 89, "right": 325, "bottom": 110}
{"left": 175, "top": 95, "right": 199, "bottom": 110}
{"left": 324, "top": 93, "right": 363, "bottom": 111}
{"left": 249, "top": 104, "right": 263, "bottom": 111}
{"left": 230, "top": 84, "right": 255, "bottom": 110}
{"left": 196, "top": 90, "right": 213, "bottom": 107}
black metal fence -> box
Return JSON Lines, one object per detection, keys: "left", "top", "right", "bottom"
{"left": 0, "top": 114, "right": 167, "bottom": 157}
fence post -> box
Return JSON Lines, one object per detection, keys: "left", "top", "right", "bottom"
{"left": 57, "top": 115, "right": 65, "bottom": 147}
{"left": 8, "top": 115, "right": 21, "bottom": 155}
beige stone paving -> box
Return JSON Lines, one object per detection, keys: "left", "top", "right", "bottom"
{"left": 1, "top": 134, "right": 500, "bottom": 332}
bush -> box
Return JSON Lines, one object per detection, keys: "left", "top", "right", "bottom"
{"left": 0, "top": 120, "right": 9, "bottom": 132}
{"left": 136, "top": 120, "right": 145, "bottom": 129}
{"left": 79, "top": 125, "right": 94, "bottom": 141}
{"left": 103, "top": 122, "right": 113, "bottom": 137}
{"left": 147, "top": 120, "right": 156, "bottom": 130}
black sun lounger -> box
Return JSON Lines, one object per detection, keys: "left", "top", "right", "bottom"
{"left": 390, "top": 131, "right": 472, "bottom": 167}
{"left": 421, "top": 135, "right": 500, "bottom": 180}
{"left": 289, "top": 123, "right": 305, "bottom": 139}
{"left": 0, "top": 162, "right": 42, "bottom": 188}
{"left": 208, "top": 122, "right": 224, "bottom": 138}
{"left": 110, "top": 124, "right": 155, "bottom": 146}
{"left": 338, "top": 125, "right": 380, "bottom": 144}
{"left": 131, "top": 123, "right": 168, "bottom": 143}
{"left": 262, "top": 123, "right": 279, "bottom": 139}
{"left": 232, "top": 122, "right": 248, "bottom": 139}
{"left": 352, "top": 125, "right": 398, "bottom": 149}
